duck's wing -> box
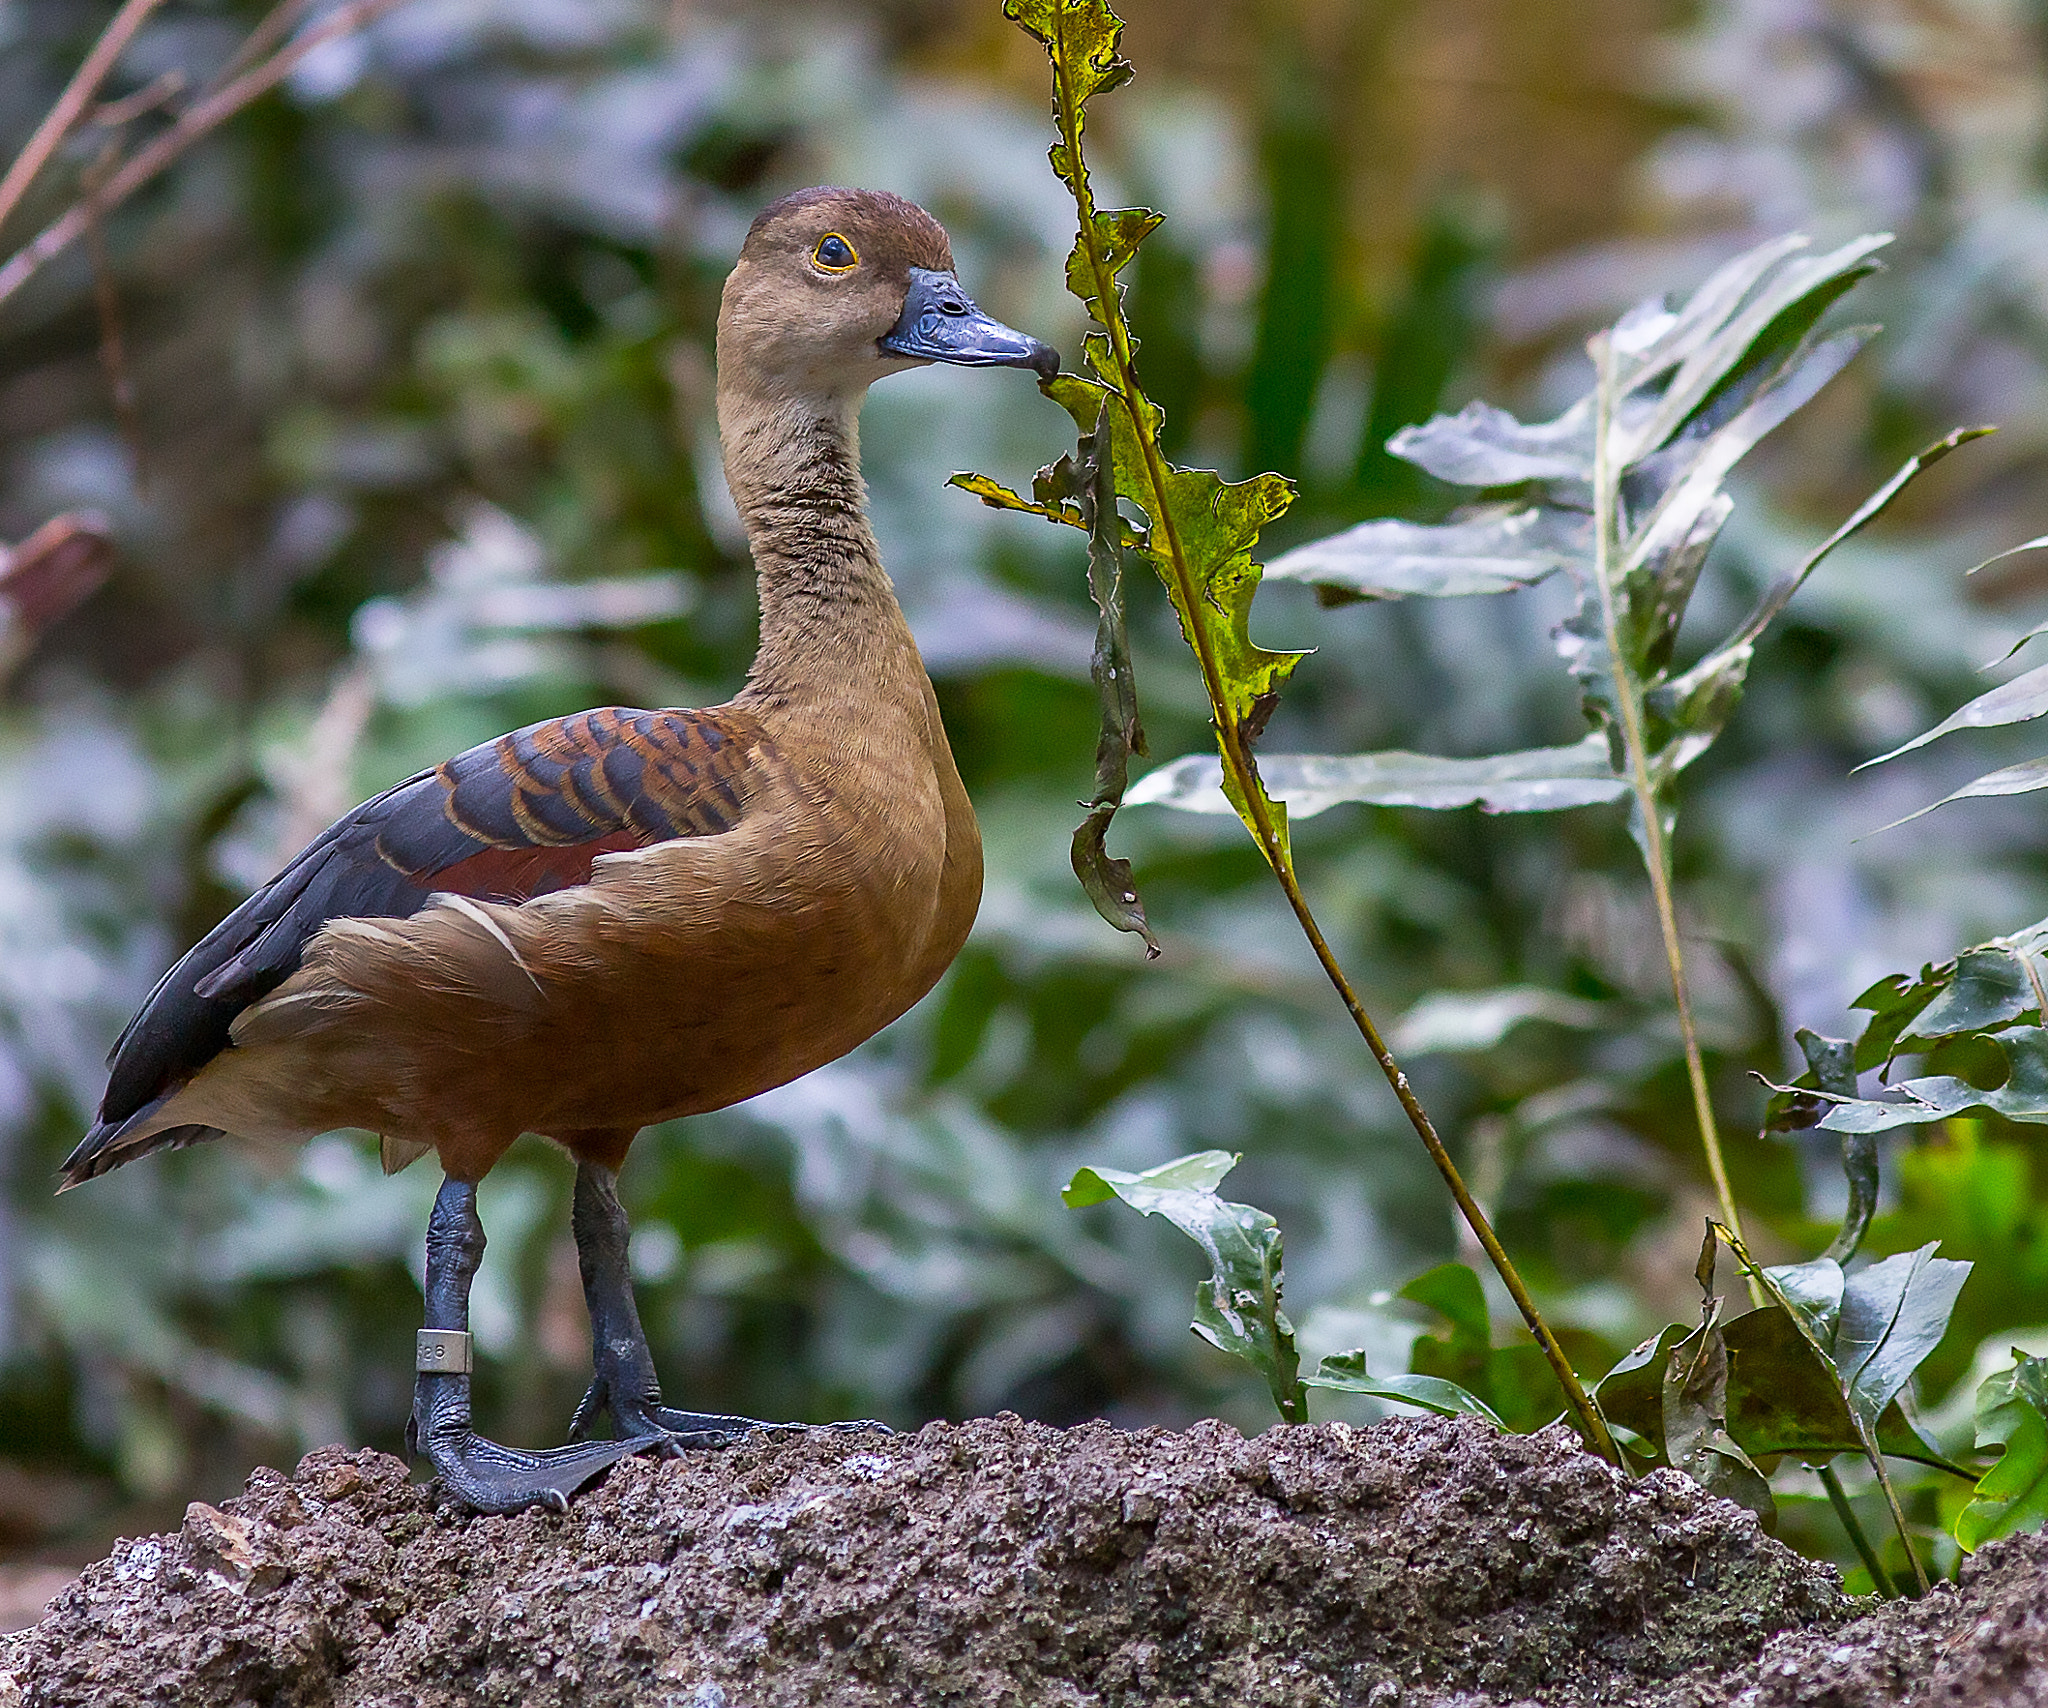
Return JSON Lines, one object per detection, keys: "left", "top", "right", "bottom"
{"left": 66, "top": 706, "right": 759, "bottom": 1185}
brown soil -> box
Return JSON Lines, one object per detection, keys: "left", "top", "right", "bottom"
{"left": 0, "top": 1414, "right": 2041, "bottom": 1706}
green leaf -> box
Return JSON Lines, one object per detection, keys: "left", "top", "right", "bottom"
{"left": 1762, "top": 1254, "right": 1846, "bottom": 1342}
{"left": 1261, "top": 506, "right": 1581, "bottom": 604}
{"left": 1666, "top": 427, "right": 1994, "bottom": 800}
{"left": 1882, "top": 755, "right": 2048, "bottom": 828}
{"left": 1401, "top": 1260, "right": 1490, "bottom": 1353}
{"left": 1761, "top": 1032, "right": 1878, "bottom": 1263}
{"left": 1721, "top": 1305, "right": 1962, "bottom": 1472}
{"left": 1774, "top": 1025, "right": 2048, "bottom": 1134}
{"left": 1594, "top": 1324, "right": 1692, "bottom": 1460}
{"left": 1038, "top": 377, "right": 1308, "bottom": 869}
{"left": 1714, "top": 1219, "right": 1964, "bottom": 1597}
{"left": 986, "top": 0, "right": 1312, "bottom": 892}
{"left": 1852, "top": 966, "right": 1963, "bottom": 1072}
{"left": 1835, "top": 1242, "right": 1974, "bottom": 1427}
{"left": 1972, "top": 534, "right": 2048, "bottom": 588}
{"left": 1056, "top": 404, "right": 1158, "bottom": 954}
{"left": 1714, "top": 425, "right": 1995, "bottom": 666}
{"left": 1720, "top": 1212, "right": 1957, "bottom": 1581}
{"left": 1397, "top": 1261, "right": 1566, "bottom": 1433}
{"left": 1386, "top": 396, "right": 1592, "bottom": 487}
{"left": 1062, "top": 1148, "right": 1237, "bottom": 1208}
{"left": 1599, "top": 1310, "right": 1964, "bottom": 1473}
{"left": 1292, "top": 236, "right": 1974, "bottom": 1128}
{"left": 1717, "top": 1223, "right": 1970, "bottom": 1439}
{"left": 1858, "top": 661, "right": 2048, "bottom": 768}
{"left": 1622, "top": 328, "right": 1872, "bottom": 579}
{"left": 1002, "top": 0, "right": 1133, "bottom": 234}
{"left": 1063, "top": 207, "right": 1163, "bottom": 317}
{"left": 1305, "top": 1351, "right": 1505, "bottom": 1425}
{"left": 1625, "top": 233, "right": 1892, "bottom": 456}
{"left": 1771, "top": 927, "right": 2048, "bottom": 1126}
{"left": 1815, "top": 1035, "right": 1880, "bottom": 1264}
{"left": 1621, "top": 496, "right": 1733, "bottom": 688}
{"left": 1063, "top": 1149, "right": 1304, "bottom": 1423}
{"left": 1545, "top": 267, "right": 1871, "bottom": 853}
{"left": 946, "top": 470, "right": 1085, "bottom": 530}
{"left": 1007, "top": 0, "right": 1309, "bottom": 872}
{"left": 1614, "top": 232, "right": 1814, "bottom": 384}
{"left": 1125, "top": 734, "right": 1627, "bottom": 819}
{"left": 1664, "top": 1301, "right": 1776, "bottom": 1524}
{"left": 1956, "top": 1352, "right": 2048, "bottom": 1550}
{"left": 1908, "top": 947, "right": 2046, "bottom": 1040}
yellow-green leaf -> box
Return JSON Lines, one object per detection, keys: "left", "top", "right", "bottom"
{"left": 945, "top": 470, "right": 1084, "bottom": 529}
{"left": 1064, "top": 207, "right": 1162, "bottom": 321}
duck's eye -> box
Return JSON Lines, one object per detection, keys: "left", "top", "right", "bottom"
{"left": 812, "top": 233, "right": 859, "bottom": 272}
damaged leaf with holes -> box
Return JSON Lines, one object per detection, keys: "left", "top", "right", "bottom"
{"left": 962, "top": 0, "right": 1307, "bottom": 885}
{"left": 1046, "top": 405, "right": 1156, "bottom": 952}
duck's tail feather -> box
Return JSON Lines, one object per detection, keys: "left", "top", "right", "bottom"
{"left": 58, "top": 1100, "right": 222, "bottom": 1191}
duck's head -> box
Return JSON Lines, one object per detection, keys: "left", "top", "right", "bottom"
{"left": 718, "top": 187, "right": 1059, "bottom": 400}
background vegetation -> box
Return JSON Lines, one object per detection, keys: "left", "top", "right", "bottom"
{"left": 6, "top": 0, "right": 2048, "bottom": 1611}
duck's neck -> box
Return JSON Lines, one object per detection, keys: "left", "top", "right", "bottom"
{"left": 718, "top": 383, "right": 918, "bottom": 708}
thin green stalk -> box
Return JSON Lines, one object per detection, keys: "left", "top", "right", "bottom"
{"left": 1587, "top": 334, "right": 1747, "bottom": 1264}
{"left": 1045, "top": 30, "right": 1619, "bottom": 1470}
{"left": 1818, "top": 1462, "right": 1897, "bottom": 1597}
{"left": 1854, "top": 1419, "right": 1932, "bottom": 1593}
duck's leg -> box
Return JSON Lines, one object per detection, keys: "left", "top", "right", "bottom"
{"left": 566, "top": 1158, "right": 781, "bottom": 1445}
{"left": 409, "top": 1175, "right": 662, "bottom": 1513}
{"left": 569, "top": 1158, "right": 891, "bottom": 1446}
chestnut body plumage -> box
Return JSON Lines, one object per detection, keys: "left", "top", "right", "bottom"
{"left": 65, "top": 188, "right": 1057, "bottom": 1512}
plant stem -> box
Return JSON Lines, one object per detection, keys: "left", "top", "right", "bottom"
{"left": 1854, "top": 1420, "right": 1932, "bottom": 1594}
{"left": 1045, "top": 29, "right": 1619, "bottom": 1471}
{"left": 1818, "top": 1462, "right": 1897, "bottom": 1597}
{"left": 1587, "top": 334, "right": 1748, "bottom": 1262}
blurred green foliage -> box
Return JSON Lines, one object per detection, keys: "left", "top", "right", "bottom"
{"left": 6, "top": 0, "right": 2048, "bottom": 1599}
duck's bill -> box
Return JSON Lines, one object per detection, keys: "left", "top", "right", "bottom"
{"left": 880, "top": 268, "right": 1060, "bottom": 380}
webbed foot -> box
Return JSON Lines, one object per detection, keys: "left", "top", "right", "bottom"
{"left": 412, "top": 1411, "right": 665, "bottom": 1514}
{"left": 647, "top": 1406, "right": 892, "bottom": 1446}
{"left": 410, "top": 1173, "right": 668, "bottom": 1515}
{"left": 568, "top": 1160, "right": 894, "bottom": 1458}
{"left": 567, "top": 1379, "right": 892, "bottom": 1449}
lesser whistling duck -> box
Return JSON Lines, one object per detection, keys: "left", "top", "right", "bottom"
{"left": 62, "top": 188, "right": 1058, "bottom": 1514}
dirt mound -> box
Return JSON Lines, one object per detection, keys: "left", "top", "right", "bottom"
{"left": 0, "top": 1413, "right": 2038, "bottom": 1706}
{"left": 1658, "top": 1529, "right": 2048, "bottom": 1708}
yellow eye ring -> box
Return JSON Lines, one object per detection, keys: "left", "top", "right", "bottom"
{"left": 812, "top": 232, "right": 859, "bottom": 273}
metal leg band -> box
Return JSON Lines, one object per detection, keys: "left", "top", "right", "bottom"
{"left": 417, "top": 1328, "right": 474, "bottom": 1374}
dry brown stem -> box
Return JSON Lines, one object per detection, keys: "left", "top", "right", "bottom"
{"left": 0, "top": 0, "right": 172, "bottom": 242}
{"left": 0, "top": 0, "right": 413, "bottom": 311}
